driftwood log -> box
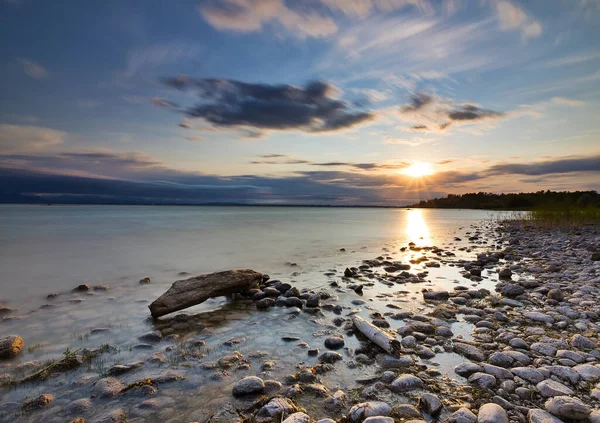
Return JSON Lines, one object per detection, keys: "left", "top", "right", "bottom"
{"left": 352, "top": 316, "right": 402, "bottom": 356}
{"left": 149, "top": 269, "right": 263, "bottom": 318}
{"left": 0, "top": 335, "right": 24, "bottom": 360}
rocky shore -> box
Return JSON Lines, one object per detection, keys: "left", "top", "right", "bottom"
{"left": 0, "top": 220, "right": 599, "bottom": 423}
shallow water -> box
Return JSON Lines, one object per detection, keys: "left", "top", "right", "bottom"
{"left": 0, "top": 206, "right": 509, "bottom": 422}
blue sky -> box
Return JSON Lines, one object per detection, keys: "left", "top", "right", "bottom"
{"left": 0, "top": 0, "right": 599, "bottom": 205}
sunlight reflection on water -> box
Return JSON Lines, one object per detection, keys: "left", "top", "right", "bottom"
{"left": 405, "top": 209, "right": 432, "bottom": 246}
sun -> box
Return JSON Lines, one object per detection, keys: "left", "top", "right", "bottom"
{"left": 402, "top": 162, "right": 434, "bottom": 178}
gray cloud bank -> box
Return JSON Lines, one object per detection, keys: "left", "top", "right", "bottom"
{"left": 1, "top": 152, "right": 598, "bottom": 206}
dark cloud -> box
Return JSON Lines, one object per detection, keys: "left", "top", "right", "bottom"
{"left": 161, "top": 78, "right": 374, "bottom": 133}
{"left": 411, "top": 125, "right": 428, "bottom": 130}
{"left": 151, "top": 97, "right": 178, "bottom": 108}
{"left": 447, "top": 104, "right": 504, "bottom": 121}
{"left": 401, "top": 93, "right": 433, "bottom": 112}
{"left": 250, "top": 159, "right": 311, "bottom": 165}
{"left": 260, "top": 154, "right": 288, "bottom": 158}
{"left": 487, "top": 155, "right": 600, "bottom": 175}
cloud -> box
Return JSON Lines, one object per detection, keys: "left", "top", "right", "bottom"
{"left": 18, "top": 58, "right": 48, "bottom": 79}
{"left": 0, "top": 124, "right": 65, "bottom": 153}
{"left": 495, "top": 1, "right": 542, "bottom": 39}
{"left": 385, "top": 136, "right": 437, "bottom": 146}
{"left": 121, "top": 43, "right": 200, "bottom": 80}
{"left": 151, "top": 97, "right": 178, "bottom": 108}
{"left": 401, "top": 93, "right": 433, "bottom": 112}
{"left": 447, "top": 104, "right": 504, "bottom": 121}
{"left": 320, "top": 0, "right": 433, "bottom": 19}
{"left": 487, "top": 155, "right": 600, "bottom": 176}
{"left": 538, "top": 52, "right": 600, "bottom": 68}
{"left": 162, "top": 78, "right": 375, "bottom": 134}
{"left": 199, "top": 0, "right": 337, "bottom": 38}
{"left": 2, "top": 151, "right": 598, "bottom": 205}
{"left": 549, "top": 97, "right": 585, "bottom": 107}
{"left": 396, "top": 92, "right": 505, "bottom": 133}
{"left": 249, "top": 155, "right": 409, "bottom": 170}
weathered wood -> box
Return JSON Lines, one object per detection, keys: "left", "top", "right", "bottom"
{"left": 352, "top": 316, "right": 402, "bottom": 356}
{"left": 149, "top": 269, "right": 263, "bottom": 318}
{"left": 0, "top": 335, "right": 24, "bottom": 360}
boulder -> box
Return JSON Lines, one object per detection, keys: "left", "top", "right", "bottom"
{"left": 0, "top": 335, "right": 24, "bottom": 360}
{"left": 544, "top": 396, "right": 590, "bottom": 420}
{"left": 477, "top": 403, "right": 508, "bottom": 423}
{"left": 232, "top": 376, "right": 265, "bottom": 396}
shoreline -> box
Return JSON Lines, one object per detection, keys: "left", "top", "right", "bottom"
{"left": 0, "top": 220, "right": 599, "bottom": 422}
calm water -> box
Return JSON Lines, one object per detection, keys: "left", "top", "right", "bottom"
{"left": 0, "top": 205, "right": 497, "bottom": 306}
{"left": 0, "top": 205, "right": 505, "bottom": 422}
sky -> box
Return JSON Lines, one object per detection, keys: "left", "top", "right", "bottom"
{"left": 0, "top": 0, "right": 599, "bottom": 205}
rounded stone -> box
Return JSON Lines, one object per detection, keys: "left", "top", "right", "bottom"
{"left": 232, "top": 376, "right": 265, "bottom": 396}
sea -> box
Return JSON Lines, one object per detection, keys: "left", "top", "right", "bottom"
{"left": 0, "top": 205, "right": 509, "bottom": 422}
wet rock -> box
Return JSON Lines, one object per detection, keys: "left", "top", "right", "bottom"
{"left": 418, "top": 393, "right": 442, "bottom": 415}
{"left": 509, "top": 338, "right": 529, "bottom": 349}
{"left": 573, "top": 363, "right": 600, "bottom": 381}
{"left": 324, "top": 336, "right": 344, "bottom": 350}
{"left": 138, "top": 330, "right": 163, "bottom": 343}
{"left": 208, "top": 403, "right": 243, "bottom": 423}
{"left": 363, "top": 417, "right": 394, "bottom": 423}
{"left": 256, "top": 397, "right": 297, "bottom": 423}
{"left": 544, "top": 396, "right": 590, "bottom": 420}
{"left": 92, "top": 377, "right": 124, "bottom": 398}
{"left": 348, "top": 401, "right": 392, "bottom": 423}
{"left": 455, "top": 362, "right": 483, "bottom": 377}
{"left": 498, "top": 268, "right": 512, "bottom": 279}
{"left": 139, "top": 277, "right": 151, "bottom": 284}
{"left": 21, "top": 394, "right": 54, "bottom": 412}
{"left": 511, "top": 367, "right": 545, "bottom": 384}
{"left": 306, "top": 295, "right": 320, "bottom": 308}
{"left": 282, "top": 412, "right": 310, "bottom": 423}
{"left": 454, "top": 342, "right": 486, "bottom": 361}
{"left": 423, "top": 291, "right": 449, "bottom": 301}
{"left": 536, "top": 379, "right": 573, "bottom": 397}
{"left": 0, "top": 335, "right": 24, "bottom": 359}
{"left": 502, "top": 284, "right": 524, "bottom": 297}
{"left": 447, "top": 407, "right": 477, "bottom": 423}
{"left": 390, "top": 374, "right": 423, "bottom": 392}
{"left": 72, "top": 284, "right": 91, "bottom": 292}
{"left": 523, "top": 312, "right": 553, "bottom": 324}
{"left": 67, "top": 398, "right": 91, "bottom": 415}
{"left": 232, "top": 376, "right": 265, "bottom": 396}
{"left": 468, "top": 372, "right": 496, "bottom": 389}
{"left": 477, "top": 403, "right": 508, "bottom": 423}
{"left": 319, "top": 351, "right": 342, "bottom": 363}
{"left": 91, "top": 409, "right": 127, "bottom": 423}
{"left": 547, "top": 289, "right": 563, "bottom": 301}
{"left": 324, "top": 390, "right": 346, "bottom": 412}
{"left": 256, "top": 298, "right": 276, "bottom": 310}
{"left": 394, "top": 405, "right": 422, "bottom": 419}
{"left": 527, "top": 409, "right": 564, "bottom": 423}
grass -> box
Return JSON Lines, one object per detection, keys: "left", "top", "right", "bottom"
{"left": 503, "top": 206, "right": 600, "bottom": 228}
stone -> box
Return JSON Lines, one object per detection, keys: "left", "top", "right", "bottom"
{"left": 547, "top": 289, "right": 564, "bottom": 301}
{"left": 92, "top": 377, "right": 124, "bottom": 398}
{"left": 573, "top": 363, "right": 600, "bottom": 381}
{"left": 468, "top": 372, "right": 496, "bottom": 389}
{"left": 139, "top": 277, "right": 151, "bottom": 284}
{"left": 544, "top": 396, "right": 590, "bottom": 420}
{"left": 527, "top": 409, "right": 564, "bottom": 423}
{"left": 481, "top": 364, "right": 513, "bottom": 380}
{"left": 363, "top": 417, "right": 394, "bottom": 423}
{"left": 455, "top": 362, "right": 483, "bottom": 377}
{"left": 509, "top": 338, "right": 529, "bottom": 349}
{"left": 447, "top": 407, "right": 477, "bottom": 423}
{"left": 530, "top": 343, "right": 557, "bottom": 357}
{"left": 319, "top": 351, "right": 343, "bottom": 363}
{"left": 91, "top": 409, "right": 127, "bottom": 423}
{"left": 488, "top": 352, "right": 514, "bottom": 368}
{"left": 0, "top": 335, "right": 24, "bottom": 359}
{"left": 454, "top": 343, "right": 486, "bottom": 361}
{"left": 502, "top": 284, "right": 524, "bottom": 297}
{"left": 282, "top": 412, "right": 310, "bottom": 423}
{"left": 394, "top": 405, "right": 422, "bottom": 418}
{"left": 570, "top": 334, "right": 596, "bottom": 351}
{"left": 21, "top": 394, "right": 54, "bottom": 411}
{"left": 536, "top": 379, "right": 574, "bottom": 397}
{"left": 498, "top": 268, "right": 512, "bottom": 279}
{"left": 232, "top": 376, "right": 265, "bottom": 396}
{"left": 67, "top": 398, "right": 91, "bottom": 415}
{"left": 256, "top": 397, "right": 297, "bottom": 423}
{"left": 208, "top": 403, "right": 243, "bottom": 423}
{"left": 390, "top": 374, "right": 423, "bottom": 392}
{"left": 324, "top": 336, "right": 344, "bottom": 350}
{"left": 348, "top": 402, "right": 392, "bottom": 423}
{"left": 477, "top": 403, "right": 508, "bottom": 423}
{"left": 138, "top": 331, "right": 163, "bottom": 343}
{"left": 511, "top": 367, "right": 545, "bottom": 384}
{"left": 524, "top": 312, "right": 553, "bottom": 324}
{"left": 418, "top": 393, "right": 442, "bottom": 415}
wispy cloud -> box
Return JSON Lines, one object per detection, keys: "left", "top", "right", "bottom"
{"left": 120, "top": 43, "right": 200, "bottom": 80}
{"left": 495, "top": 1, "right": 542, "bottom": 40}
{"left": 199, "top": 0, "right": 337, "bottom": 38}
{"left": 0, "top": 124, "right": 65, "bottom": 153}
{"left": 18, "top": 58, "right": 48, "bottom": 79}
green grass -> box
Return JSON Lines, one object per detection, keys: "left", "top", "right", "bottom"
{"left": 522, "top": 207, "right": 600, "bottom": 228}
